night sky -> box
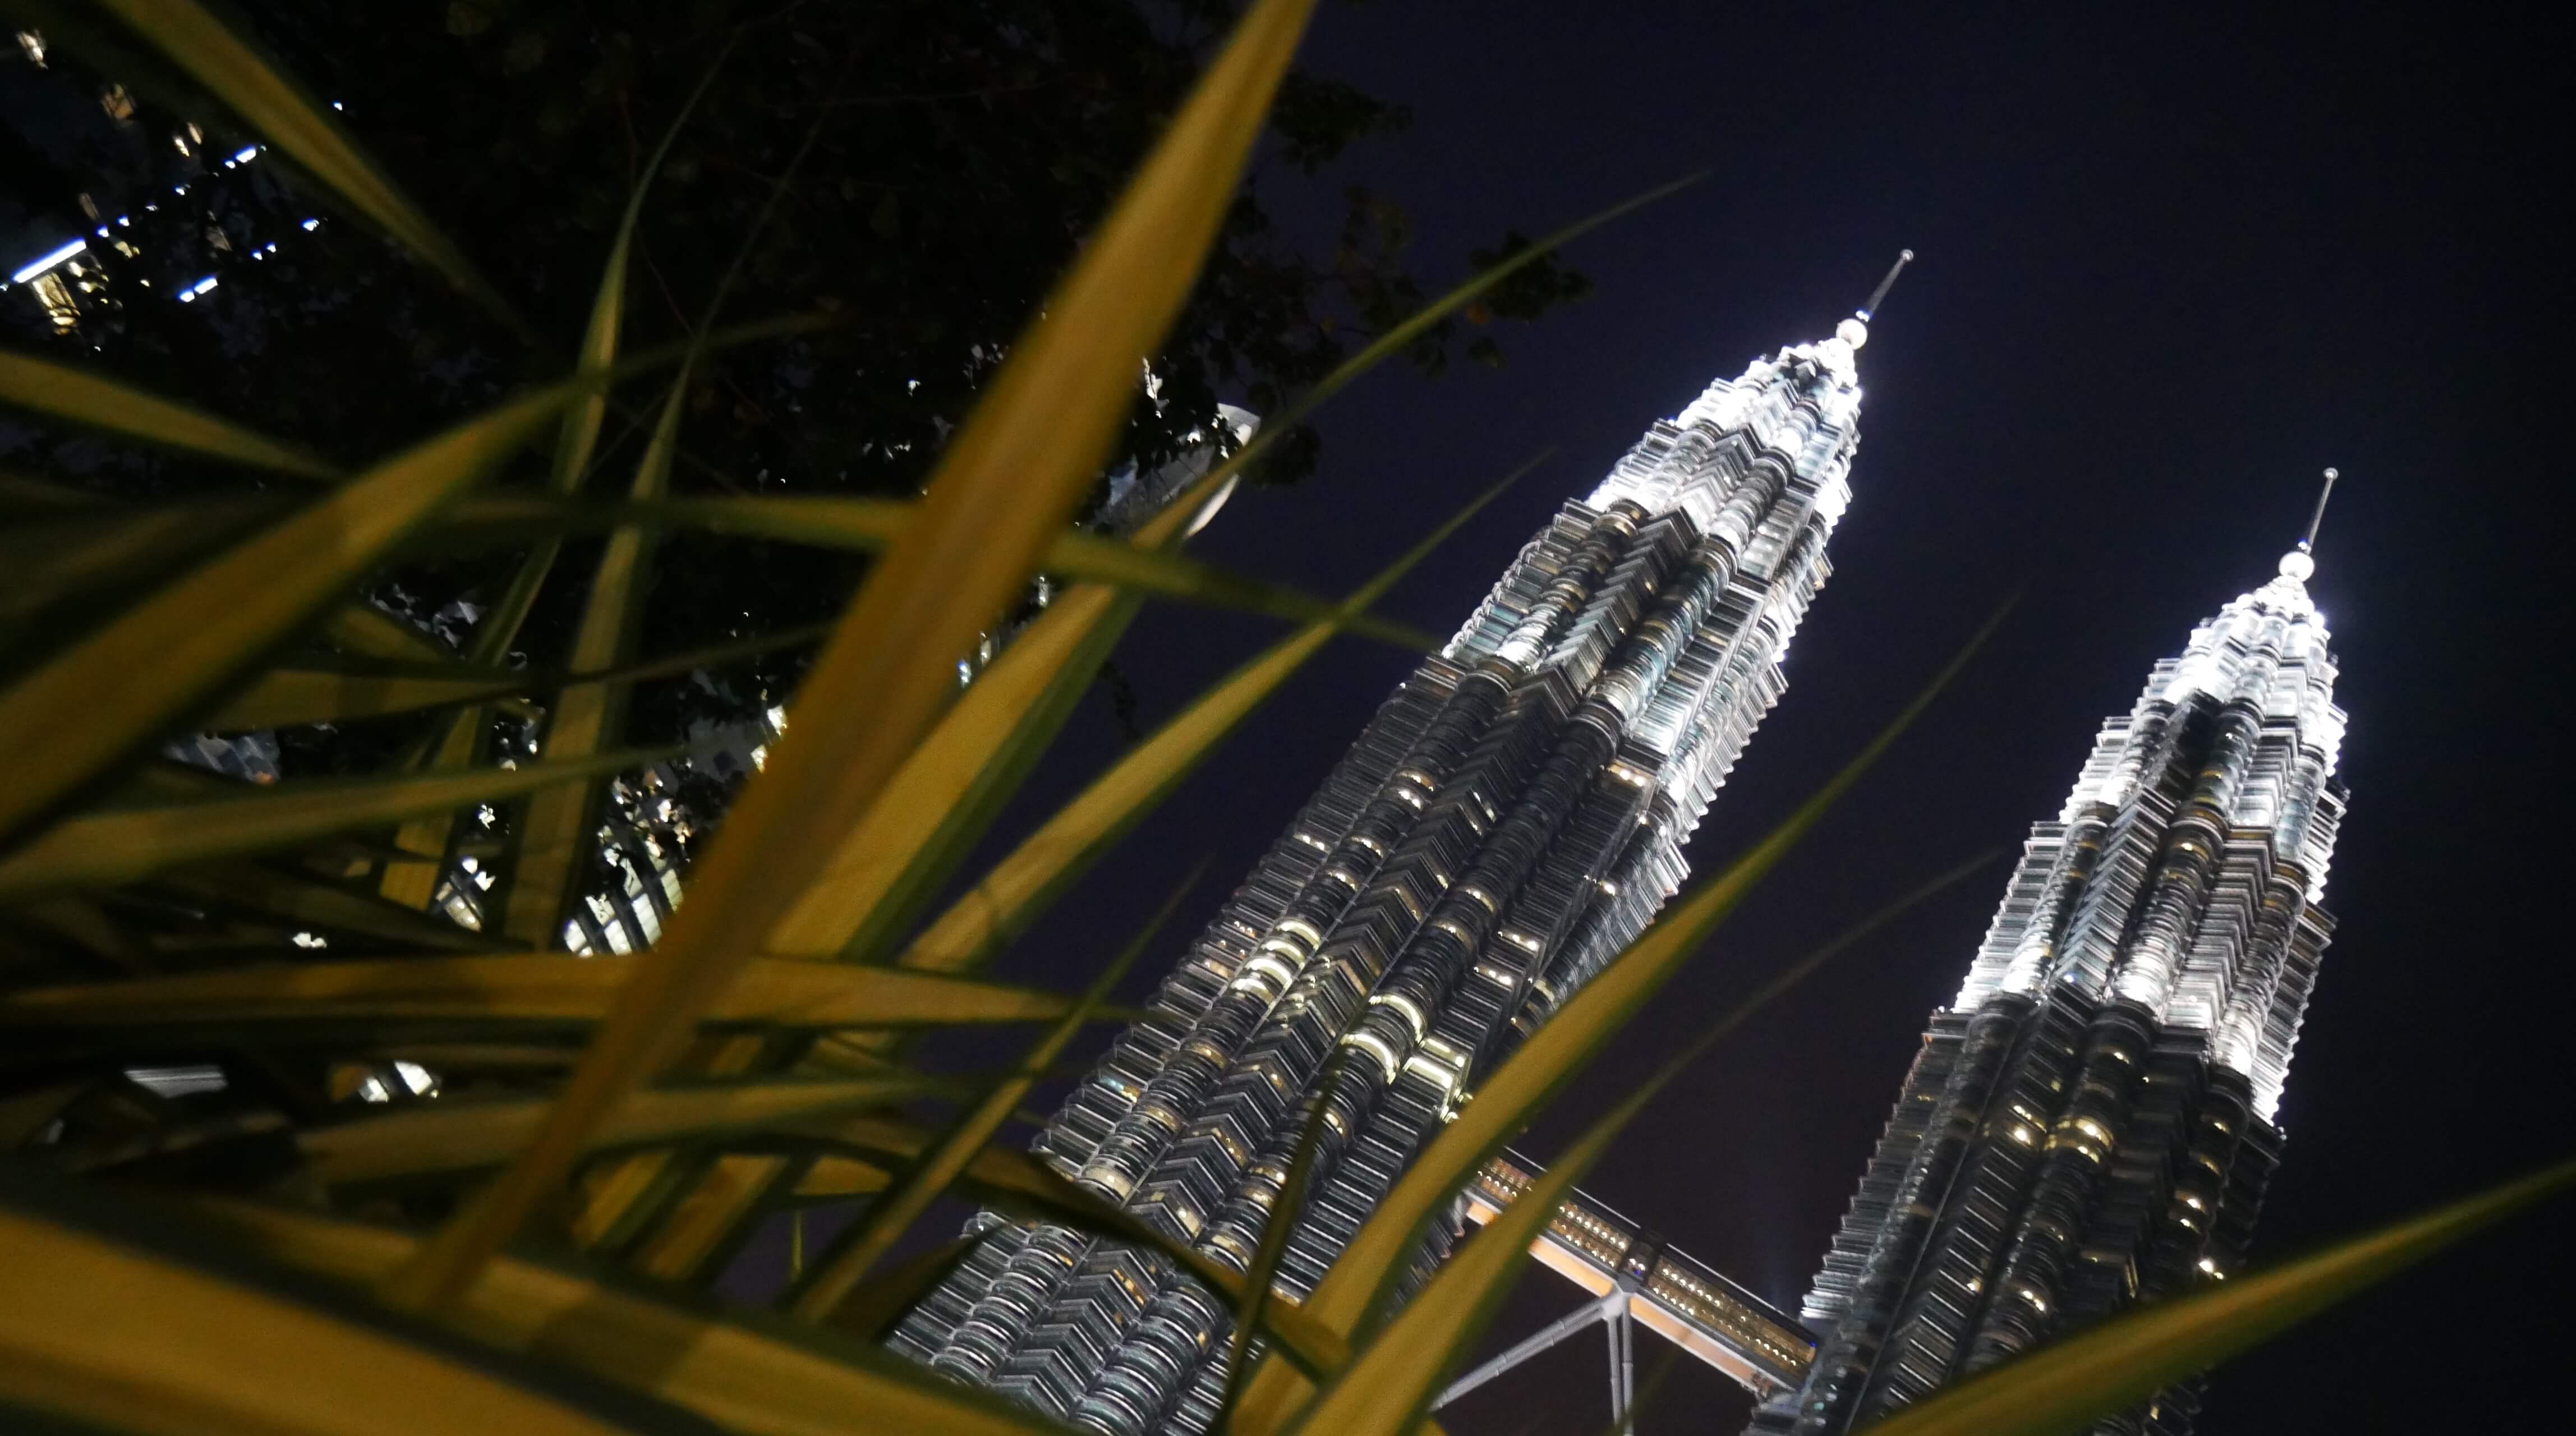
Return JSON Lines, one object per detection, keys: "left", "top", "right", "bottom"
{"left": 967, "top": 5, "right": 2573, "bottom": 1432}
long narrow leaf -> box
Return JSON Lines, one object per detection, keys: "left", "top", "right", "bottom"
{"left": 1220, "top": 1059, "right": 1342, "bottom": 1412}
{"left": 1855, "top": 1158, "right": 2576, "bottom": 1436}
{"left": 0, "top": 349, "right": 333, "bottom": 477}
{"left": 377, "top": 67, "right": 721, "bottom": 915}
{"left": 203, "top": 665, "right": 522, "bottom": 733}
{"left": 544, "top": 50, "right": 722, "bottom": 503}
{"left": 186, "top": 1196, "right": 1070, "bottom": 1436}
{"left": 792, "top": 1157, "right": 894, "bottom": 1199}
{"left": 0, "top": 954, "right": 1096, "bottom": 1032}
{"left": 0, "top": 499, "right": 276, "bottom": 620}
{"left": 606, "top": 496, "right": 1437, "bottom": 652}
{"left": 0, "top": 1198, "right": 660, "bottom": 1436}
{"left": 0, "top": 381, "right": 585, "bottom": 848}
{"left": 152, "top": 862, "right": 495, "bottom": 952}
{"left": 824, "top": 1233, "right": 988, "bottom": 1343}
{"left": 499, "top": 379, "right": 688, "bottom": 945}
{"left": 302, "top": 1076, "right": 946, "bottom": 1188}
{"left": 788, "top": 871, "right": 1197, "bottom": 1317}
{"left": 791, "top": 1112, "right": 1351, "bottom": 1380}
{"left": 771, "top": 583, "right": 1139, "bottom": 964}
{"left": 376, "top": 696, "right": 492, "bottom": 910}
{"left": 83, "top": 0, "right": 527, "bottom": 334}
{"left": 878, "top": 459, "right": 1531, "bottom": 984}
{"left": 321, "top": 602, "right": 459, "bottom": 665}
{"left": 1280, "top": 1122, "right": 1618, "bottom": 1436}
{"left": 389, "top": 0, "right": 1323, "bottom": 1313}
{"left": 222, "top": 624, "right": 830, "bottom": 735}
{"left": 0, "top": 744, "right": 670, "bottom": 899}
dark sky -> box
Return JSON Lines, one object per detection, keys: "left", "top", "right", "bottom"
{"left": 974, "top": 4, "right": 2574, "bottom": 1432}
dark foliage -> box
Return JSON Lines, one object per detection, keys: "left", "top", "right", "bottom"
{"left": 1, "top": 0, "right": 1585, "bottom": 748}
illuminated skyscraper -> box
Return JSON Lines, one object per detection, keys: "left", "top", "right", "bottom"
{"left": 1750, "top": 494, "right": 2348, "bottom": 1436}
{"left": 887, "top": 260, "right": 1909, "bottom": 1434}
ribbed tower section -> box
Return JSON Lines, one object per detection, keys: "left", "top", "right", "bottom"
{"left": 1749, "top": 551, "right": 2348, "bottom": 1436}
{"left": 888, "top": 323, "right": 1876, "bottom": 1434}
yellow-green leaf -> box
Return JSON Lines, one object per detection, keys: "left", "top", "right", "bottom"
{"left": 0, "top": 954, "right": 1096, "bottom": 1032}
{"left": 793, "top": 1156, "right": 895, "bottom": 1199}
{"left": 303, "top": 1076, "right": 946, "bottom": 1187}
{"left": 885, "top": 459, "right": 1529, "bottom": 981}
{"left": 0, "top": 381, "right": 582, "bottom": 846}
{"left": 771, "top": 582, "right": 1142, "bottom": 965}
{"left": 372, "top": 65, "right": 718, "bottom": 918}
{"left": 0, "top": 349, "right": 333, "bottom": 477}
{"left": 1854, "top": 1158, "right": 2576, "bottom": 1436}
{"left": 0, "top": 1200, "right": 652, "bottom": 1436}
{"left": 795, "top": 1112, "right": 1351, "bottom": 1382}
{"left": 321, "top": 601, "right": 459, "bottom": 665}
{"left": 0, "top": 499, "right": 274, "bottom": 620}
{"left": 824, "top": 1233, "right": 988, "bottom": 1343}
{"left": 85, "top": 0, "right": 526, "bottom": 334}
{"left": 1280, "top": 1122, "right": 1618, "bottom": 1436}
{"left": 151, "top": 862, "right": 494, "bottom": 952}
{"left": 389, "top": 0, "right": 1322, "bottom": 1313}
{"left": 1221, "top": 1058, "right": 1340, "bottom": 1412}
{"left": 0, "top": 744, "right": 666, "bottom": 899}
{"left": 788, "top": 872, "right": 1193, "bottom": 1317}
{"left": 500, "top": 378, "right": 688, "bottom": 945}
{"left": 0, "top": 472, "right": 111, "bottom": 509}
{"left": 624, "top": 496, "right": 1436, "bottom": 652}
{"left": 188, "top": 1196, "right": 1068, "bottom": 1436}
{"left": 200, "top": 664, "right": 522, "bottom": 733}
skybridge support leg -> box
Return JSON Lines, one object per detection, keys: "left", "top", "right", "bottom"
{"left": 1606, "top": 1299, "right": 1635, "bottom": 1429}
{"left": 1434, "top": 1290, "right": 1627, "bottom": 1411}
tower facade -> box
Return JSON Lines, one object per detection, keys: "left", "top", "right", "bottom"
{"left": 887, "top": 317, "right": 1880, "bottom": 1433}
{"left": 1751, "top": 546, "right": 2347, "bottom": 1436}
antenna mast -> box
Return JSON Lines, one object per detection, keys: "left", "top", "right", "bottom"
{"left": 1859, "top": 249, "right": 1915, "bottom": 320}
{"left": 2299, "top": 467, "right": 2339, "bottom": 553}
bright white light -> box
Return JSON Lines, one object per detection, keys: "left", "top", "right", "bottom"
{"left": 301, "top": 218, "right": 320, "bottom": 231}
{"left": 233, "top": 145, "right": 258, "bottom": 163}
{"left": 189, "top": 275, "right": 218, "bottom": 296}
{"left": 12, "top": 238, "right": 87, "bottom": 284}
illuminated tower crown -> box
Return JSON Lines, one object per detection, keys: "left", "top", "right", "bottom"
{"left": 888, "top": 260, "right": 1910, "bottom": 1435}
{"left": 1754, "top": 485, "right": 2349, "bottom": 1436}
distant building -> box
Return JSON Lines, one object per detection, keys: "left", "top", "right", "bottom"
{"left": 889, "top": 299, "right": 1886, "bottom": 1434}
{"left": 4, "top": 25, "right": 304, "bottom": 336}
{"left": 1750, "top": 534, "right": 2348, "bottom": 1435}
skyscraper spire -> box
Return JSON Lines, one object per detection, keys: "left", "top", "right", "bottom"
{"left": 887, "top": 317, "right": 1881, "bottom": 1434}
{"left": 1750, "top": 545, "right": 2349, "bottom": 1436}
